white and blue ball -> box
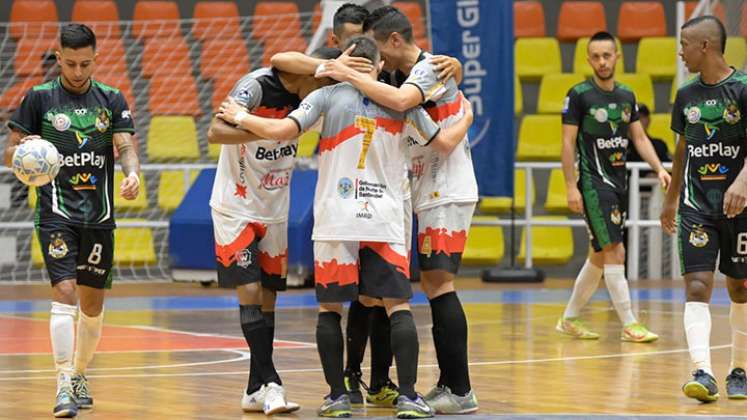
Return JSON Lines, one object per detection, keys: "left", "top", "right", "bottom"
{"left": 12, "top": 139, "right": 60, "bottom": 187}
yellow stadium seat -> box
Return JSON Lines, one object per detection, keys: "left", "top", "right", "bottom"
{"left": 636, "top": 37, "right": 677, "bottom": 80}
{"left": 515, "top": 74, "right": 523, "bottom": 115}
{"left": 648, "top": 113, "right": 675, "bottom": 156}
{"left": 147, "top": 116, "right": 200, "bottom": 161}
{"left": 537, "top": 73, "right": 585, "bottom": 114}
{"left": 516, "top": 115, "right": 561, "bottom": 161}
{"left": 114, "top": 218, "right": 157, "bottom": 265}
{"left": 463, "top": 216, "right": 504, "bottom": 265}
{"left": 726, "top": 37, "right": 747, "bottom": 69}
{"left": 114, "top": 172, "right": 148, "bottom": 210}
{"left": 158, "top": 170, "right": 199, "bottom": 212}
{"left": 670, "top": 74, "right": 697, "bottom": 104}
{"left": 573, "top": 37, "right": 624, "bottom": 76}
{"left": 297, "top": 130, "right": 320, "bottom": 158}
{"left": 515, "top": 37, "right": 561, "bottom": 80}
{"left": 479, "top": 169, "right": 535, "bottom": 214}
{"left": 208, "top": 142, "right": 221, "bottom": 160}
{"left": 518, "top": 216, "right": 574, "bottom": 265}
{"left": 544, "top": 169, "right": 570, "bottom": 213}
{"left": 615, "top": 73, "right": 654, "bottom": 112}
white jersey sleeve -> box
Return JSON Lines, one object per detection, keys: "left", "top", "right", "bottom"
{"left": 288, "top": 87, "right": 328, "bottom": 132}
{"left": 404, "top": 106, "right": 440, "bottom": 146}
{"left": 404, "top": 58, "right": 447, "bottom": 103}
{"left": 229, "top": 75, "right": 263, "bottom": 110}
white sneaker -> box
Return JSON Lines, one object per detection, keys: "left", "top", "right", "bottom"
{"left": 264, "top": 382, "right": 289, "bottom": 415}
{"left": 241, "top": 386, "right": 266, "bottom": 412}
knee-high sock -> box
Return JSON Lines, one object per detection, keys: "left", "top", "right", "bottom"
{"left": 390, "top": 310, "right": 419, "bottom": 400}
{"left": 603, "top": 265, "right": 637, "bottom": 325}
{"left": 50, "top": 302, "right": 77, "bottom": 380}
{"left": 685, "top": 301, "right": 713, "bottom": 375}
{"left": 73, "top": 308, "right": 104, "bottom": 376}
{"left": 369, "top": 306, "right": 393, "bottom": 389}
{"left": 240, "top": 305, "right": 280, "bottom": 387}
{"left": 730, "top": 302, "right": 747, "bottom": 371}
{"left": 430, "top": 292, "right": 471, "bottom": 396}
{"left": 563, "top": 260, "right": 603, "bottom": 318}
{"left": 317, "top": 312, "right": 346, "bottom": 399}
{"left": 247, "top": 311, "right": 276, "bottom": 395}
{"left": 345, "top": 301, "right": 371, "bottom": 373}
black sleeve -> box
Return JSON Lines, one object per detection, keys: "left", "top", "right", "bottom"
{"left": 7, "top": 90, "right": 40, "bottom": 135}
{"left": 652, "top": 138, "right": 671, "bottom": 162}
{"left": 111, "top": 92, "right": 135, "bottom": 133}
{"left": 561, "top": 87, "right": 583, "bottom": 126}
{"left": 671, "top": 90, "right": 686, "bottom": 135}
{"left": 628, "top": 92, "right": 640, "bottom": 123}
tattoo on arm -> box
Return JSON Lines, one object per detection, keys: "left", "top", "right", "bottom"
{"left": 113, "top": 132, "right": 140, "bottom": 175}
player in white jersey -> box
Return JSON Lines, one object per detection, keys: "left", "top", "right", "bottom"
{"left": 207, "top": 47, "right": 340, "bottom": 415}
{"left": 317, "top": 6, "right": 479, "bottom": 414}
{"left": 218, "top": 36, "right": 473, "bottom": 419}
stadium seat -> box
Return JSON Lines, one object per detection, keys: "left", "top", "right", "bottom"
{"left": 192, "top": 1, "right": 241, "bottom": 41}
{"left": 261, "top": 36, "right": 309, "bottom": 67}
{"left": 515, "top": 38, "right": 561, "bottom": 80}
{"left": 211, "top": 77, "right": 237, "bottom": 110}
{"left": 208, "top": 142, "right": 221, "bottom": 160}
{"left": 648, "top": 113, "right": 675, "bottom": 157}
{"left": 573, "top": 37, "right": 624, "bottom": 76}
{"left": 200, "top": 38, "right": 251, "bottom": 81}
{"left": 158, "top": 170, "right": 199, "bottom": 211}
{"left": 148, "top": 75, "right": 201, "bottom": 115}
{"left": 393, "top": 2, "right": 428, "bottom": 49}
{"left": 518, "top": 216, "right": 574, "bottom": 265}
{"left": 132, "top": 0, "right": 181, "bottom": 40}
{"left": 514, "top": 1, "right": 546, "bottom": 38}
{"left": 114, "top": 219, "right": 157, "bottom": 265}
{"left": 9, "top": 0, "right": 59, "bottom": 40}
{"left": 636, "top": 37, "right": 677, "bottom": 80}
{"left": 147, "top": 116, "right": 200, "bottom": 161}
{"left": 72, "top": 0, "right": 121, "bottom": 38}
{"left": 252, "top": 2, "right": 302, "bottom": 41}
{"left": 479, "top": 169, "right": 535, "bottom": 214}
{"left": 94, "top": 74, "right": 135, "bottom": 111}
{"left": 618, "top": 2, "right": 666, "bottom": 42}
{"left": 515, "top": 75, "right": 523, "bottom": 115}
{"left": 516, "top": 115, "right": 561, "bottom": 161}
{"left": 556, "top": 1, "right": 606, "bottom": 42}
{"left": 463, "top": 216, "right": 504, "bottom": 265}
{"left": 537, "top": 73, "right": 585, "bottom": 114}
{"left": 114, "top": 172, "right": 148, "bottom": 210}
{"left": 297, "top": 130, "right": 320, "bottom": 158}
{"left": 0, "top": 77, "right": 43, "bottom": 109}
{"left": 615, "top": 73, "right": 655, "bottom": 112}
{"left": 141, "top": 38, "right": 193, "bottom": 78}
{"left": 13, "top": 38, "right": 58, "bottom": 77}
{"left": 685, "top": 1, "right": 726, "bottom": 22}
{"left": 95, "top": 39, "right": 128, "bottom": 76}
{"left": 544, "top": 169, "right": 570, "bottom": 213}
{"left": 726, "top": 37, "right": 747, "bottom": 69}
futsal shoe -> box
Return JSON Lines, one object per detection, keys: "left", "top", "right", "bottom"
{"left": 395, "top": 394, "right": 434, "bottom": 419}
{"left": 555, "top": 317, "right": 600, "bottom": 339}
{"left": 621, "top": 322, "right": 658, "bottom": 343}
{"left": 317, "top": 393, "right": 352, "bottom": 418}
{"left": 53, "top": 382, "right": 78, "bottom": 418}
{"left": 423, "top": 385, "right": 479, "bottom": 414}
{"left": 727, "top": 368, "right": 747, "bottom": 399}
{"left": 241, "top": 385, "right": 300, "bottom": 413}
{"left": 366, "top": 379, "right": 400, "bottom": 406}
{"left": 343, "top": 369, "right": 365, "bottom": 405}
{"left": 683, "top": 369, "right": 719, "bottom": 402}
{"left": 71, "top": 374, "right": 93, "bottom": 409}
{"left": 264, "top": 382, "right": 300, "bottom": 415}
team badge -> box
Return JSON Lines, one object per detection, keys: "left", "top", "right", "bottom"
{"left": 48, "top": 232, "right": 68, "bottom": 259}
{"left": 95, "top": 109, "right": 110, "bottom": 132}
{"left": 52, "top": 113, "right": 71, "bottom": 132}
{"left": 610, "top": 208, "right": 622, "bottom": 225}
{"left": 621, "top": 104, "right": 632, "bottom": 123}
{"left": 594, "top": 108, "right": 608, "bottom": 123}
{"left": 421, "top": 236, "right": 432, "bottom": 257}
{"left": 686, "top": 106, "right": 701, "bottom": 124}
{"left": 337, "top": 177, "right": 353, "bottom": 199}
{"left": 689, "top": 225, "right": 709, "bottom": 248}
{"left": 723, "top": 102, "right": 741, "bottom": 125}
{"left": 235, "top": 249, "right": 252, "bottom": 268}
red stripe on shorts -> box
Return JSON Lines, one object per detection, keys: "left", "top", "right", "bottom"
{"left": 214, "top": 223, "right": 267, "bottom": 267}
{"left": 360, "top": 242, "right": 410, "bottom": 278}
{"left": 315, "top": 259, "right": 359, "bottom": 287}
{"left": 260, "top": 250, "right": 287, "bottom": 276}
{"left": 418, "top": 227, "right": 467, "bottom": 256}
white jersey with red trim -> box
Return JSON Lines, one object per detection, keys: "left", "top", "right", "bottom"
{"left": 209, "top": 68, "right": 301, "bottom": 223}
{"left": 288, "top": 82, "right": 440, "bottom": 244}
{"left": 405, "top": 51, "right": 479, "bottom": 212}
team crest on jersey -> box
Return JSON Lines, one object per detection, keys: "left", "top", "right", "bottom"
{"left": 621, "top": 104, "right": 632, "bottom": 123}
{"left": 235, "top": 249, "right": 253, "bottom": 268}
{"left": 52, "top": 113, "right": 71, "bottom": 132}
{"left": 594, "top": 108, "right": 608, "bottom": 123}
{"left": 723, "top": 102, "right": 741, "bottom": 125}
{"left": 95, "top": 109, "right": 110, "bottom": 132}
{"left": 337, "top": 177, "right": 353, "bottom": 199}
{"left": 689, "top": 225, "right": 709, "bottom": 248}
{"left": 355, "top": 200, "right": 373, "bottom": 219}
{"left": 686, "top": 106, "right": 701, "bottom": 124}
{"left": 48, "top": 232, "right": 69, "bottom": 259}
{"left": 610, "top": 208, "right": 622, "bottom": 225}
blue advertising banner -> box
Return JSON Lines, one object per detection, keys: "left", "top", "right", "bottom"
{"left": 428, "top": 0, "right": 514, "bottom": 197}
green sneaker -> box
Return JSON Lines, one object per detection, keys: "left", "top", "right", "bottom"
{"left": 555, "top": 317, "right": 600, "bottom": 339}
{"left": 318, "top": 393, "right": 352, "bottom": 418}
{"left": 343, "top": 369, "right": 365, "bottom": 405}
{"left": 621, "top": 322, "right": 658, "bottom": 343}
{"left": 366, "top": 379, "right": 399, "bottom": 407}
{"left": 683, "top": 369, "right": 719, "bottom": 402}
{"left": 423, "top": 385, "right": 478, "bottom": 414}
{"left": 396, "top": 394, "right": 433, "bottom": 419}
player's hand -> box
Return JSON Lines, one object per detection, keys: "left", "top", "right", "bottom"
{"left": 430, "top": 55, "right": 458, "bottom": 82}
{"left": 657, "top": 168, "right": 671, "bottom": 191}
{"left": 120, "top": 172, "right": 139, "bottom": 201}
{"left": 461, "top": 95, "right": 473, "bottom": 124}
{"left": 317, "top": 58, "right": 356, "bottom": 81}
{"left": 19, "top": 134, "right": 41, "bottom": 144}
{"left": 336, "top": 44, "right": 374, "bottom": 74}
{"left": 217, "top": 97, "right": 246, "bottom": 126}
{"left": 566, "top": 186, "right": 584, "bottom": 214}
{"left": 723, "top": 178, "right": 747, "bottom": 218}
{"left": 660, "top": 199, "right": 678, "bottom": 234}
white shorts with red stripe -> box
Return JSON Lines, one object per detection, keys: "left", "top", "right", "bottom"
{"left": 416, "top": 202, "right": 476, "bottom": 273}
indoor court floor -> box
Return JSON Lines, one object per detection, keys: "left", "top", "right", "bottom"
{"left": 2, "top": 278, "right": 747, "bottom": 419}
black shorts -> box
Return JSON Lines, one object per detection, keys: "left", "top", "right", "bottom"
{"left": 678, "top": 211, "right": 747, "bottom": 279}
{"left": 580, "top": 185, "right": 627, "bottom": 252}
{"left": 36, "top": 223, "right": 114, "bottom": 289}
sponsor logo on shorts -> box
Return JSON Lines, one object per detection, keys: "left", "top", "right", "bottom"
{"left": 610, "top": 208, "right": 622, "bottom": 225}
{"left": 697, "top": 163, "right": 729, "bottom": 181}
{"left": 235, "top": 249, "right": 253, "bottom": 268}
{"left": 689, "top": 225, "right": 709, "bottom": 248}
{"left": 48, "top": 232, "right": 68, "bottom": 259}
{"left": 77, "top": 264, "right": 106, "bottom": 275}
{"left": 337, "top": 177, "right": 353, "bottom": 199}
{"left": 356, "top": 200, "right": 373, "bottom": 219}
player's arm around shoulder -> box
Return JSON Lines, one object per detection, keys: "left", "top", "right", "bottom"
{"left": 217, "top": 97, "right": 300, "bottom": 141}
{"left": 113, "top": 132, "right": 140, "bottom": 201}
{"left": 427, "top": 96, "right": 474, "bottom": 154}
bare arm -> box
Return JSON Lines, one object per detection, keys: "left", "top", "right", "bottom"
{"left": 113, "top": 132, "right": 140, "bottom": 200}
{"left": 430, "top": 55, "right": 463, "bottom": 84}
{"left": 429, "top": 98, "right": 473, "bottom": 154}
{"left": 217, "top": 98, "right": 299, "bottom": 140}
{"left": 561, "top": 124, "right": 583, "bottom": 214}
{"left": 207, "top": 117, "right": 263, "bottom": 144}
{"left": 629, "top": 121, "right": 671, "bottom": 189}
{"left": 660, "top": 135, "right": 686, "bottom": 233}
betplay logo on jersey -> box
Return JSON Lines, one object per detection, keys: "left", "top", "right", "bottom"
{"left": 687, "top": 143, "right": 741, "bottom": 158}
{"left": 596, "top": 136, "right": 629, "bottom": 150}
{"left": 59, "top": 151, "right": 105, "bottom": 169}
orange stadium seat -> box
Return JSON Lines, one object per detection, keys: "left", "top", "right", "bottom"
{"left": 741, "top": 4, "right": 747, "bottom": 36}
{"left": 94, "top": 74, "right": 135, "bottom": 110}
{"left": 10, "top": 0, "right": 59, "bottom": 40}
{"left": 252, "top": 2, "right": 302, "bottom": 41}
{"left": 618, "top": 2, "right": 666, "bottom": 42}
{"left": 132, "top": 0, "right": 181, "bottom": 40}
{"left": 200, "top": 38, "right": 251, "bottom": 81}
{"left": 262, "top": 37, "right": 308, "bottom": 67}
{"left": 393, "top": 1, "right": 429, "bottom": 49}
{"left": 192, "top": 1, "right": 241, "bottom": 41}
{"left": 13, "top": 38, "right": 57, "bottom": 77}
{"left": 0, "top": 77, "right": 43, "bottom": 110}
{"left": 95, "top": 39, "right": 128, "bottom": 75}
{"left": 141, "top": 38, "right": 193, "bottom": 78}
{"left": 556, "top": 1, "right": 606, "bottom": 42}
{"left": 71, "top": 0, "right": 122, "bottom": 39}
{"left": 685, "top": 1, "right": 726, "bottom": 22}
{"left": 514, "top": 1, "right": 546, "bottom": 38}
{"left": 211, "top": 78, "right": 237, "bottom": 110}
{"left": 148, "top": 75, "right": 200, "bottom": 115}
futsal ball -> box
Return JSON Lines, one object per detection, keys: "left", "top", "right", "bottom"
{"left": 12, "top": 139, "right": 61, "bottom": 187}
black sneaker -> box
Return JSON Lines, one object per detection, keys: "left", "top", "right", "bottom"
{"left": 72, "top": 374, "right": 93, "bottom": 409}
{"left": 53, "top": 384, "right": 78, "bottom": 418}
{"left": 683, "top": 369, "right": 719, "bottom": 402}
{"left": 343, "top": 369, "right": 365, "bottom": 405}
{"left": 727, "top": 368, "right": 747, "bottom": 399}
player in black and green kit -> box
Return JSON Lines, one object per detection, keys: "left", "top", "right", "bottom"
{"left": 661, "top": 16, "right": 747, "bottom": 403}
{"left": 558, "top": 31, "right": 670, "bottom": 342}
{"left": 3, "top": 24, "right": 139, "bottom": 418}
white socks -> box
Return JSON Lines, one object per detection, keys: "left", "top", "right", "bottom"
{"left": 684, "top": 301, "right": 713, "bottom": 375}
{"left": 563, "top": 260, "right": 603, "bottom": 318}
{"left": 603, "top": 265, "right": 637, "bottom": 325}
{"left": 50, "top": 302, "right": 77, "bottom": 378}
{"left": 74, "top": 308, "right": 104, "bottom": 376}
{"left": 731, "top": 302, "right": 747, "bottom": 372}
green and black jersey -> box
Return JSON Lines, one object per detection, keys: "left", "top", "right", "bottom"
{"left": 672, "top": 69, "right": 747, "bottom": 217}
{"left": 8, "top": 77, "right": 135, "bottom": 229}
{"left": 562, "top": 79, "right": 640, "bottom": 191}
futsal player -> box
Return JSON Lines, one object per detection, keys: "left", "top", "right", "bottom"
{"left": 3, "top": 24, "right": 139, "bottom": 418}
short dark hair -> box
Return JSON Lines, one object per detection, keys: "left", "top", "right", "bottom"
{"left": 60, "top": 23, "right": 96, "bottom": 51}
{"left": 342, "top": 36, "right": 380, "bottom": 65}
{"left": 588, "top": 31, "right": 617, "bottom": 51}
{"left": 363, "top": 6, "right": 413, "bottom": 43}
{"left": 638, "top": 104, "right": 650, "bottom": 117}
{"left": 311, "top": 47, "right": 342, "bottom": 60}
{"left": 333, "top": 3, "right": 369, "bottom": 37}
{"left": 682, "top": 15, "right": 726, "bottom": 54}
